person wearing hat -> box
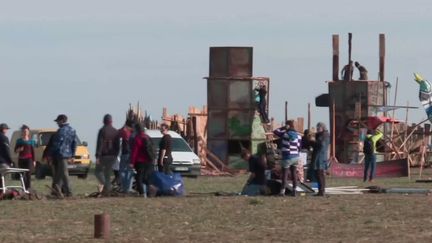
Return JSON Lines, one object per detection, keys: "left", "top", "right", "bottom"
{"left": 48, "top": 114, "right": 77, "bottom": 197}
{"left": 0, "top": 123, "right": 13, "bottom": 169}
{"left": 95, "top": 114, "right": 120, "bottom": 195}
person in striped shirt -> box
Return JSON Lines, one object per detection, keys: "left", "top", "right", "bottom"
{"left": 273, "top": 120, "right": 302, "bottom": 196}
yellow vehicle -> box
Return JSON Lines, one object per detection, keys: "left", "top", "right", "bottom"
{"left": 10, "top": 128, "right": 92, "bottom": 179}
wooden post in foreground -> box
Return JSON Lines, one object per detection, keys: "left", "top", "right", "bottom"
{"left": 94, "top": 213, "right": 111, "bottom": 240}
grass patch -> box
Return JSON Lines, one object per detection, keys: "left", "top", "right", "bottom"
{"left": 0, "top": 168, "right": 431, "bottom": 242}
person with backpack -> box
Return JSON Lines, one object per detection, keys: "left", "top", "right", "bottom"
{"left": 363, "top": 129, "right": 383, "bottom": 182}
{"left": 95, "top": 114, "right": 120, "bottom": 195}
{"left": 130, "top": 123, "right": 155, "bottom": 197}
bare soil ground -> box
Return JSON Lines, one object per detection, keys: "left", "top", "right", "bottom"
{"left": 1, "top": 169, "right": 432, "bottom": 242}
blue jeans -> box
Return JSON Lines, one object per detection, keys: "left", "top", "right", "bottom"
{"left": 364, "top": 154, "right": 376, "bottom": 181}
{"left": 119, "top": 154, "right": 133, "bottom": 192}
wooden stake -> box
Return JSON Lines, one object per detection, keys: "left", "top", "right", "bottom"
{"left": 94, "top": 213, "right": 111, "bottom": 240}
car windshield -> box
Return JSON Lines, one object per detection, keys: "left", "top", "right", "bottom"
{"left": 151, "top": 137, "right": 192, "bottom": 152}
{"left": 39, "top": 132, "right": 82, "bottom": 146}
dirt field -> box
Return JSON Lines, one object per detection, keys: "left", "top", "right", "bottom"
{"left": 1, "top": 170, "right": 432, "bottom": 242}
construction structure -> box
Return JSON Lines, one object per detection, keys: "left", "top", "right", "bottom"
{"left": 315, "top": 33, "right": 432, "bottom": 178}
{"left": 205, "top": 47, "right": 268, "bottom": 165}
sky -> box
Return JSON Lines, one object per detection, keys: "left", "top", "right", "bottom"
{"left": 1, "top": 0, "right": 432, "bottom": 157}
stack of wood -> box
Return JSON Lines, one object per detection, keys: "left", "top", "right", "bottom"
{"left": 126, "top": 103, "right": 158, "bottom": 129}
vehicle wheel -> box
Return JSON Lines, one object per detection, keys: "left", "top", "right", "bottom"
{"left": 77, "top": 173, "right": 88, "bottom": 179}
{"left": 35, "top": 162, "right": 46, "bottom": 180}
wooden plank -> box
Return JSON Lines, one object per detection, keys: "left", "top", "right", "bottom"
{"left": 332, "top": 34, "right": 339, "bottom": 81}
{"left": 205, "top": 158, "right": 221, "bottom": 172}
{"left": 379, "top": 33, "right": 385, "bottom": 81}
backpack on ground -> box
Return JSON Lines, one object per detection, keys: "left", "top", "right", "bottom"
{"left": 363, "top": 136, "right": 374, "bottom": 155}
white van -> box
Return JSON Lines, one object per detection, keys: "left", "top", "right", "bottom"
{"left": 145, "top": 130, "right": 201, "bottom": 177}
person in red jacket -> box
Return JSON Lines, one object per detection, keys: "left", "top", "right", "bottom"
{"left": 130, "top": 123, "right": 155, "bottom": 197}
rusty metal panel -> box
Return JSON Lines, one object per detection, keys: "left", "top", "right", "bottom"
{"left": 367, "top": 81, "right": 385, "bottom": 115}
{"left": 208, "top": 79, "right": 227, "bottom": 109}
{"left": 208, "top": 111, "right": 227, "bottom": 139}
{"left": 228, "top": 80, "right": 252, "bottom": 109}
{"left": 207, "top": 140, "right": 228, "bottom": 164}
{"left": 228, "top": 48, "right": 252, "bottom": 77}
{"left": 209, "top": 48, "right": 228, "bottom": 77}
{"left": 209, "top": 47, "right": 252, "bottom": 77}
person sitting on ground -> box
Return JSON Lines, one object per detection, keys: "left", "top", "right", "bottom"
{"left": 240, "top": 149, "right": 267, "bottom": 196}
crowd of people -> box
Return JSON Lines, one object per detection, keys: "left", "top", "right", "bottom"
{"left": 241, "top": 118, "right": 383, "bottom": 197}
{"left": 0, "top": 111, "right": 384, "bottom": 198}
{"left": 0, "top": 113, "right": 174, "bottom": 198}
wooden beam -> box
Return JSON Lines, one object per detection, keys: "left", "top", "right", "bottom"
{"left": 348, "top": 33, "right": 353, "bottom": 81}
{"left": 204, "top": 158, "right": 221, "bottom": 172}
{"left": 307, "top": 103, "right": 311, "bottom": 130}
{"left": 332, "top": 34, "right": 339, "bottom": 81}
{"left": 379, "top": 33, "right": 386, "bottom": 82}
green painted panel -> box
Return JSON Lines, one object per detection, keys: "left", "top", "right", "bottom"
{"left": 251, "top": 114, "right": 266, "bottom": 140}
{"left": 228, "top": 111, "right": 252, "bottom": 139}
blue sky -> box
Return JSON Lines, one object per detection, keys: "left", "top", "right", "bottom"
{"left": 1, "top": 0, "right": 431, "bottom": 155}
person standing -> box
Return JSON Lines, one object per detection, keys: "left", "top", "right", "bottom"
{"left": 158, "top": 124, "right": 172, "bottom": 174}
{"left": 273, "top": 120, "right": 302, "bottom": 196}
{"left": 255, "top": 83, "right": 270, "bottom": 123}
{"left": 311, "top": 122, "right": 330, "bottom": 196}
{"left": 341, "top": 61, "right": 354, "bottom": 81}
{"left": 131, "top": 123, "right": 155, "bottom": 197}
{"left": 363, "top": 129, "right": 383, "bottom": 182}
{"left": 14, "top": 125, "right": 36, "bottom": 190}
{"left": 355, "top": 61, "right": 368, "bottom": 80}
{"left": 95, "top": 114, "right": 120, "bottom": 195}
{"left": 118, "top": 120, "right": 134, "bottom": 193}
{"left": 0, "top": 123, "right": 13, "bottom": 169}
{"left": 49, "top": 114, "right": 77, "bottom": 197}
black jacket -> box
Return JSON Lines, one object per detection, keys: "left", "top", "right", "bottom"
{"left": 0, "top": 133, "right": 12, "bottom": 165}
{"left": 96, "top": 125, "right": 120, "bottom": 158}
